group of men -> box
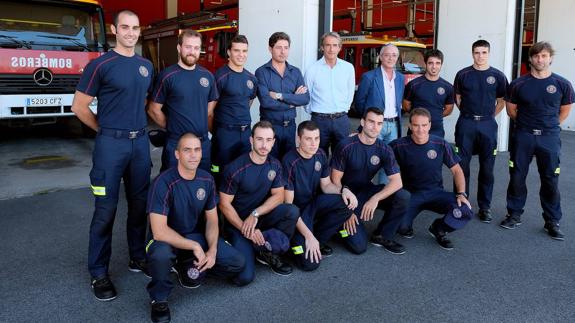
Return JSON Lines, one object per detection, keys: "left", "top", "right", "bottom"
{"left": 71, "top": 9, "right": 573, "bottom": 323}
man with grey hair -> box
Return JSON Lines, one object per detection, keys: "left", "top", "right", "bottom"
{"left": 304, "top": 31, "right": 355, "bottom": 156}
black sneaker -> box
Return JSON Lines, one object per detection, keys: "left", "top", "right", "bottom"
{"left": 151, "top": 300, "right": 171, "bottom": 323}
{"left": 370, "top": 235, "right": 406, "bottom": 254}
{"left": 256, "top": 251, "right": 293, "bottom": 276}
{"left": 320, "top": 244, "right": 333, "bottom": 257}
{"left": 91, "top": 276, "right": 117, "bottom": 301}
{"left": 500, "top": 215, "right": 522, "bottom": 229}
{"left": 428, "top": 224, "right": 454, "bottom": 250}
{"left": 174, "top": 265, "right": 202, "bottom": 289}
{"left": 478, "top": 209, "right": 493, "bottom": 223}
{"left": 544, "top": 222, "right": 565, "bottom": 241}
{"left": 397, "top": 227, "right": 414, "bottom": 239}
{"left": 128, "top": 259, "right": 151, "bottom": 278}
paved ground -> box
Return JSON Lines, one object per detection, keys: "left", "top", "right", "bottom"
{"left": 1, "top": 122, "right": 575, "bottom": 322}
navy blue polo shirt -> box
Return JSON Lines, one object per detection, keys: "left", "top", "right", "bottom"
{"left": 76, "top": 50, "right": 153, "bottom": 130}
{"left": 390, "top": 135, "right": 460, "bottom": 192}
{"left": 255, "top": 60, "right": 310, "bottom": 123}
{"left": 404, "top": 76, "right": 454, "bottom": 129}
{"left": 331, "top": 135, "right": 400, "bottom": 193}
{"left": 147, "top": 167, "right": 217, "bottom": 236}
{"left": 454, "top": 66, "right": 508, "bottom": 116}
{"left": 151, "top": 64, "right": 219, "bottom": 138}
{"left": 220, "top": 153, "right": 284, "bottom": 219}
{"left": 506, "top": 73, "right": 574, "bottom": 133}
{"left": 214, "top": 65, "right": 258, "bottom": 125}
{"left": 282, "top": 148, "right": 330, "bottom": 208}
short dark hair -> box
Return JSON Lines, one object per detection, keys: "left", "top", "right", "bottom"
{"left": 113, "top": 9, "right": 138, "bottom": 28}
{"left": 178, "top": 29, "right": 202, "bottom": 46}
{"left": 297, "top": 120, "right": 319, "bottom": 137}
{"left": 252, "top": 120, "right": 275, "bottom": 137}
{"left": 424, "top": 49, "right": 444, "bottom": 64}
{"left": 269, "top": 32, "right": 290, "bottom": 48}
{"left": 472, "top": 39, "right": 490, "bottom": 51}
{"left": 176, "top": 133, "right": 200, "bottom": 150}
{"left": 529, "top": 41, "right": 554, "bottom": 58}
{"left": 228, "top": 34, "right": 249, "bottom": 51}
{"left": 409, "top": 107, "right": 431, "bottom": 123}
{"left": 363, "top": 107, "right": 383, "bottom": 119}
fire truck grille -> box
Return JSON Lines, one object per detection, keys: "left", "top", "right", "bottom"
{"left": 0, "top": 74, "right": 80, "bottom": 94}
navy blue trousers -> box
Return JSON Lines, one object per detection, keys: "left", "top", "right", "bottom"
{"left": 311, "top": 114, "right": 350, "bottom": 156}
{"left": 400, "top": 189, "right": 464, "bottom": 231}
{"left": 268, "top": 121, "right": 296, "bottom": 160}
{"left": 211, "top": 124, "right": 252, "bottom": 183}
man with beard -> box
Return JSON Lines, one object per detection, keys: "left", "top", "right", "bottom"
{"left": 500, "top": 41, "right": 574, "bottom": 240}
{"left": 403, "top": 49, "right": 454, "bottom": 138}
{"left": 148, "top": 29, "right": 218, "bottom": 173}
{"left": 219, "top": 121, "right": 299, "bottom": 285}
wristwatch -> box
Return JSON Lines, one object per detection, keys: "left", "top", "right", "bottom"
{"left": 275, "top": 92, "right": 283, "bottom": 100}
{"left": 455, "top": 192, "right": 468, "bottom": 198}
{"left": 251, "top": 209, "right": 260, "bottom": 218}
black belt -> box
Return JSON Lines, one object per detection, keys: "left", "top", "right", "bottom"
{"left": 217, "top": 123, "right": 250, "bottom": 131}
{"left": 517, "top": 128, "right": 556, "bottom": 136}
{"left": 168, "top": 133, "right": 208, "bottom": 142}
{"left": 462, "top": 114, "right": 492, "bottom": 121}
{"left": 99, "top": 128, "right": 146, "bottom": 139}
{"left": 311, "top": 111, "right": 347, "bottom": 119}
{"left": 383, "top": 117, "right": 399, "bottom": 122}
{"left": 270, "top": 120, "right": 293, "bottom": 127}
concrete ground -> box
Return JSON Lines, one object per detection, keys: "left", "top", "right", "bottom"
{"left": 1, "top": 120, "right": 575, "bottom": 322}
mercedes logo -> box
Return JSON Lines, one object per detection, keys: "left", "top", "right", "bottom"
{"left": 33, "top": 68, "right": 53, "bottom": 86}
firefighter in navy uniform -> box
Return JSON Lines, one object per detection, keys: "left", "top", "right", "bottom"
{"left": 500, "top": 41, "right": 574, "bottom": 240}
{"left": 72, "top": 10, "right": 153, "bottom": 301}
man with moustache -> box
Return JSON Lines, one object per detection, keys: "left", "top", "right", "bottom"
{"left": 211, "top": 35, "right": 258, "bottom": 183}
{"left": 219, "top": 121, "right": 299, "bottom": 285}
{"left": 403, "top": 49, "right": 454, "bottom": 138}
{"left": 148, "top": 29, "right": 218, "bottom": 173}
{"left": 304, "top": 32, "right": 355, "bottom": 156}
{"left": 72, "top": 9, "right": 153, "bottom": 301}
{"left": 500, "top": 41, "right": 574, "bottom": 240}
{"left": 255, "top": 32, "right": 310, "bottom": 159}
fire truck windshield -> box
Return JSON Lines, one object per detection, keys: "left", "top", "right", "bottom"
{"left": 0, "top": 1, "right": 105, "bottom": 52}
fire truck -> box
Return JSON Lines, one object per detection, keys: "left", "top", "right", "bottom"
{"left": 0, "top": 0, "right": 107, "bottom": 127}
{"left": 142, "top": 11, "right": 237, "bottom": 74}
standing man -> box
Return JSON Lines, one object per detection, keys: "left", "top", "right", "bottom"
{"left": 148, "top": 29, "right": 218, "bottom": 173}
{"left": 282, "top": 121, "right": 355, "bottom": 271}
{"left": 403, "top": 49, "right": 454, "bottom": 138}
{"left": 211, "top": 35, "right": 258, "bottom": 181}
{"left": 390, "top": 108, "right": 472, "bottom": 250}
{"left": 453, "top": 40, "right": 508, "bottom": 223}
{"left": 331, "top": 108, "right": 410, "bottom": 255}
{"left": 72, "top": 9, "right": 153, "bottom": 301}
{"left": 501, "top": 41, "right": 573, "bottom": 240}
{"left": 304, "top": 32, "right": 355, "bottom": 156}
{"left": 146, "top": 133, "right": 245, "bottom": 323}
{"left": 255, "top": 32, "right": 310, "bottom": 159}
{"left": 219, "top": 121, "right": 299, "bottom": 285}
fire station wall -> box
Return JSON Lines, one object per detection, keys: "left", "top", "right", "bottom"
{"left": 239, "top": 0, "right": 320, "bottom": 125}
{"left": 436, "top": 0, "right": 516, "bottom": 151}
{"left": 537, "top": 0, "right": 575, "bottom": 130}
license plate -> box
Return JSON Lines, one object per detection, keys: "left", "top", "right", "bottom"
{"left": 26, "top": 97, "right": 62, "bottom": 107}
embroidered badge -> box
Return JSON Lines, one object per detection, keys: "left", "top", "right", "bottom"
{"left": 268, "top": 169, "right": 276, "bottom": 181}
{"left": 247, "top": 80, "right": 254, "bottom": 89}
{"left": 486, "top": 76, "right": 496, "bottom": 84}
{"left": 196, "top": 188, "right": 206, "bottom": 201}
{"left": 437, "top": 87, "right": 445, "bottom": 95}
{"left": 314, "top": 161, "right": 322, "bottom": 172}
{"left": 427, "top": 149, "right": 437, "bottom": 159}
{"left": 199, "top": 77, "right": 210, "bottom": 87}
{"left": 453, "top": 208, "right": 462, "bottom": 219}
{"left": 370, "top": 155, "right": 380, "bottom": 166}
{"left": 546, "top": 85, "right": 557, "bottom": 94}
{"left": 139, "top": 66, "right": 149, "bottom": 77}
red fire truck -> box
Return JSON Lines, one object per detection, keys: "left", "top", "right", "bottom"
{"left": 0, "top": 0, "right": 107, "bottom": 127}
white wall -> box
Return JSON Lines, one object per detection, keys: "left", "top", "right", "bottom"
{"left": 239, "top": 0, "right": 320, "bottom": 125}
{"left": 537, "top": 0, "right": 575, "bottom": 130}
{"left": 436, "top": 0, "right": 516, "bottom": 150}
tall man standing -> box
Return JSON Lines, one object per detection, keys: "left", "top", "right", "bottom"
{"left": 148, "top": 29, "right": 218, "bottom": 173}
{"left": 403, "top": 49, "right": 454, "bottom": 138}
{"left": 72, "top": 10, "right": 153, "bottom": 301}
{"left": 304, "top": 32, "right": 355, "bottom": 156}
{"left": 255, "top": 32, "right": 310, "bottom": 159}
{"left": 501, "top": 41, "right": 573, "bottom": 240}
{"left": 453, "top": 40, "right": 508, "bottom": 223}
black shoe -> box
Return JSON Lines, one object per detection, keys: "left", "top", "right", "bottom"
{"left": 256, "top": 251, "right": 293, "bottom": 276}
{"left": 544, "top": 222, "right": 565, "bottom": 241}
{"left": 91, "top": 276, "right": 117, "bottom": 301}
{"left": 174, "top": 265, "right": 202, "bottom": 289}
{"left": 320, "top": 244, "right": 333, "bottom": 257}
{"left": 428, "top": 224, "right": 454, "bottom": 250}
{"left": 397, "top": 227, "right": 414, "bottom": 239}
{"left": 370, "top": 235, "right": 406, "bottom": 254}
{"left": 478, "top": 209, "right": 492, "bottom": 223}
{"left": 500, "top": 215, "right": 522, "bottom": 229}
{"left": 151, "top": 300, "right": 171, "bottom": 323}
{"left": 129, "top": 259, "right": 151, "bottom": 278}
